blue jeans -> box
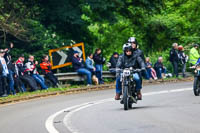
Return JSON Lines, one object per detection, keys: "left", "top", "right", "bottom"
{"left": 146, "top": 68, "right": 152, "bottom": 78}
{"left": 116, "top": 73, "right": 142, "bottom": 94}
{"left": 8, "top": 70, "right": 16, "bottom": 94}
{"left": 77, "top": 68, "right": 92, "bottom": 85}
{"left": 156, "top": 68, "right": 167, "bottom": 79}
{"left": 32, "top": 74, "right": 48, "bottom": 89}
{"left": 95, "top": 64, "right": 103, "bottom": 83}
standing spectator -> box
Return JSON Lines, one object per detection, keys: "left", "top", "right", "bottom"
{"left": 16, "top": 55, "right": 38, "bottom": 91}
{"left": 4, "top": 42, "right": 16, "bottom": 95}
{"left": 25, "top": 55, "right": 48, "bottom": 90}
{"left": 0, "top": 49, "right": 9, "bottom": 97}
{"left": 189, "top": 44, "right": 199, "bottom": 66}
{"left": 178, "top": 45, "right": 188, "bottom": 78}
{"left": 85, "top": 53, "right": 98, "bottom": 85}
{"left": 169, "top": 43, "right": 179, "bottom": 78}
{"left": 40, "top": 55, "right": 59, "bottom": 88}
{"left": 93, "top": 48, "right": 105, "bottom": 84}
{"left": 72, "top": 51, "right": 92, "bottom": 86}
{"left": 145, "top": 57, "right": 157, "bottom": 80}
{"left": 154, "top": 57, "right": 167, "bottom": 79}
{"left": 108, "top": 52, "right": 119, "bottom": 74}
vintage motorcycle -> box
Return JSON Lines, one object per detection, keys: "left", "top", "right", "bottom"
{"left": 119, "top": 67, "right": 142, "bottom": 110}
{"left": 193, "top": 65, "right": 200, "bottom": 96}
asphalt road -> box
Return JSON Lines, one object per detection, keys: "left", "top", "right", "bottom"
{"left": 0, "top": 81, "right": 200, "bottom": 133}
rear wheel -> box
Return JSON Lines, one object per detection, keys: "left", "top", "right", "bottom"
{"left": 123, "top": 86, "right": 129, "bottom": 110}
{"left": 193, "top": 77, "right": 200, "bottom": 96}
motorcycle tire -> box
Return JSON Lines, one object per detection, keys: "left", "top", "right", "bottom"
{"left": 123, "top": 86, "right": 129, "bottom": 110}
{"left": 193, "top": 77, "right": 200, "bottom": 96}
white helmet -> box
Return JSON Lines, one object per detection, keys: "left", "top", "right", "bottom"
{"left": 123, "top": 43, "right": 132, "bottom": 51}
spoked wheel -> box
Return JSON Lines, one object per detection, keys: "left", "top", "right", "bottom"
{"left": 123, "top": 86, "right": 129, "bottom": 110}
{"left": 193, "top": 77, "right": 200, "bottom": 96}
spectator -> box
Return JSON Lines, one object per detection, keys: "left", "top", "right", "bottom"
{"left": 154, "top": 57, "right": 167, "bottom": 79}
{"left": 25, "top": 55, "right": 48, "bottom": 90}
{"left": 178, "top": 45, "right": 188, "bottom": 78}
{"left": 93, "top": 48, "right": 105, "bottom": 84}
{"left": 108, "top": 52, "right": 119, "bottom": 74}
{"left": 40, "top": 55, "right": 59, "bottom": 88}
{"left": 16, "top": 55, "right": 38, "bottom": 91}
{"left": 189, "top": 44, "right": 199, "bottom": 66}
{"left": 4, "top": 42, "right": 16, "bottom": 95}
{"left": 72, "top": 51, "right": 92, "bottom": 86}
{"left": 169, "top": 43, "right": 179, "bottom": 78}
{"left": 13, "top": 61, "right": 26, "bottom": 93}
{"left": 145, "top": 57, "right": 157, "bottom": 80}
{"left": 85, "top": 53, "right": 98, "bottom": 85}
{"left": 0, "top": 49, "right": 9, "bottom": 97}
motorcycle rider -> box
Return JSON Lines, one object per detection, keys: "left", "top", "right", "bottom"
{"left": 128, "top": 37, "right": 145, "bottom": 62}
{"left": 115, "top": 43, "right": 145, "bottom": 100}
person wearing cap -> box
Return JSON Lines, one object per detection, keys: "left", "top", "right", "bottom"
{"left": 40, "top": 55, "right": 59, "bottom": 88}
{"left": 178, "top": 45, "right": 188, "bottom": 78}
{"left": 169, "top": 43, "right": 179, "bottom": 78}
{"left": 71, "top": 51, "right": 92, "bottom": 86}
{"left": 189, "top": 44, "right": 199, "bottom": 65}
{"left": 115, "top": 43, "right": 145, "bottom": 100}
{"left": 0, "top": 49, "right": 9, "bottom": 97}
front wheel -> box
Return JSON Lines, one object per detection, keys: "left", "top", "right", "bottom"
{"left": 123, "top": 86, "right": 129, "bottom": 110}
{"left": 193, "top": 77, "right": 200, "bottom": 96}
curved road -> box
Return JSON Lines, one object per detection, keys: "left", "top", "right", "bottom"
{"left": 0, "top": 81, "right": 200, "bottom": 133}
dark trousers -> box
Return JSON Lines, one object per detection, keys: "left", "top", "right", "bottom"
{"left": 0, "top": 76, "right": 8, "bottom": 95}
{"left": 172, "top": 61, "right": 178, "bottom": 77}
{"left": 20, "top": 75, "right": 38, "bottom": 91}
{"left": 14, "top": 76, "right": 26, "bottom": 92}
{"left": 45, "top": 72, "right": 58, "bottom": 87}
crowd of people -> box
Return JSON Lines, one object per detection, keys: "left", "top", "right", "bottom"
{"left": 0, "top": 43, "right": 59, "bottom": 97}
{"left": 1, "top": 39, "right": 200, "bottom": 98}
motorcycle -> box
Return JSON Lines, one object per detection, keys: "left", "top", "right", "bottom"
{"left": 119, "top": 67, "right": 142, "bottom": 110}
{"left": 193, "top": 65, "right": 200, "bottom": 96}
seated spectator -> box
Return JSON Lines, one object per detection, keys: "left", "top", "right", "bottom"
{"left": 146, "top": 57, "right": 157, "bottom": 80}
{"left": 16, "top": 55, "right": 38, "bottom": 91}
{"left": 108, "top": 52, "right": 119, "bottom": 74}
{"left": 25, "top": 55, "right": 48, "bottom": 90}
{"left": 40, "top": 55, "right": 59, "bottom": 88}
{"left": 85, "top": 53, "right": 98, "bottom": 85}
{"left": 72, "top": 51, "right": 92, "bottom": 86}
{"left": 0, "top": 49, "right": 9, "bottom": 97}
{"left": 154, "top": 57, "right": 167, "bottom": 79}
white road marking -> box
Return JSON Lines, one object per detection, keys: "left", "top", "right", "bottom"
{"left": 45, "top": 87, "right": 192, "bottom": 133}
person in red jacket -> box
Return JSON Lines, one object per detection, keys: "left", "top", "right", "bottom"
{"left": 40, "top": 55, "right": 59, "bottom": 87}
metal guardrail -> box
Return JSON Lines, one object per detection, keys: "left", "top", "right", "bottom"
{"left": 53, "top": 71, "right": 116, "bottom": 82}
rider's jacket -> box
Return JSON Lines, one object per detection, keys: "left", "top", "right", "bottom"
{"left": 132, "top": 48, "right": 145, "bottom": 62}
{"left": 116, "top": 53, "right": 145, "bottom": 70}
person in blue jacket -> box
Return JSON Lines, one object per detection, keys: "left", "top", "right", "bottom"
{"left": 71, "top": 51, "right": 92, "bottom": 86}
{"left": 85, "top": 53, "right": 96, "bottom": 74}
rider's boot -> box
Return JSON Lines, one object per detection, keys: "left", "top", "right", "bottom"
{"left": 137, "top": 91, "right": 142, "bottom": 100}
{"left": 115, "top": 93, "right": 120, "bottom": 100}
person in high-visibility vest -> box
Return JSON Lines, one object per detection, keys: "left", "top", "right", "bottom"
{"left": 189, "top": 44, "right": 199, "bottom": 65}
